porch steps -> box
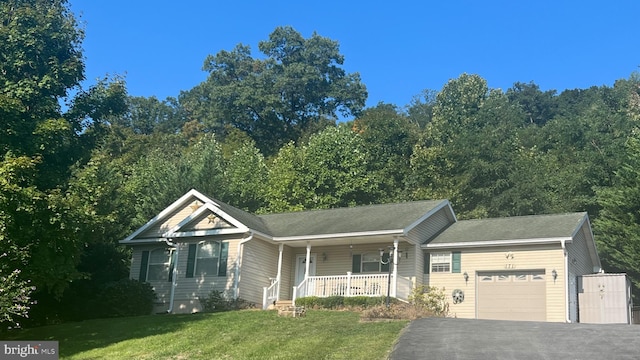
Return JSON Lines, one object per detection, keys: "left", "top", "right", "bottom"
{"left": 275, "top": 300, "right": 306, "bottom": 317}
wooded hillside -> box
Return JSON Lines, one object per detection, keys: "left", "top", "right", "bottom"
{"left": 2, "top": 0, "right": 639, "bottom": 327}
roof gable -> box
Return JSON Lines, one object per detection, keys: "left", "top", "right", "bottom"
{"left": 163, "top": 202, "right": 249, "bottom": 238}
{"left": 120, "top": 189, "right": 263, "bottom": 244}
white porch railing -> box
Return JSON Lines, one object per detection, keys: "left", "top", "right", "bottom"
{"left": 292, "top": 273, "right": 412, "bottom": 305}
{"left": 262, "top": 277, "right": 279, "bottom": 310}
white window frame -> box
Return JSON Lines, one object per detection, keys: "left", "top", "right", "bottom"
{"left": 361, "top": 253, "right": 382, "bottom": 273}
{"left": 195, "top": 241, "right": 221, "bottom": 277}
{"left": 430, "top": 252, "right": 451, "bottom": 273}
{"left": 147, "top": 248, "right": 173, "bottom": 281}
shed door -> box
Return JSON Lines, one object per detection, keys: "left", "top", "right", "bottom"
{"left": 477, "top": 270, "right": 546, "bottom": 321}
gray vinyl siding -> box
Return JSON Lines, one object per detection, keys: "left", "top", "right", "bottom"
{"left": 567, "top": 223, "right": 597, "bottom": 322}
{"left": 279, "top": 245, "right": 294, "bottom": 300}
{"left": 407, "top": 207, "right": 454, "bottom": 244}
{"left": 129, "top": 236, "right": 243, "bottom": 313}
{"left": 238, "top": 238, "right": 279, "bottom": 305}
{"left": 567, "top": 225, "right": 595, "bottom": 277}
{"left": 414, "top": 243, "right": 424, "bottom": 285}
{"left": 129, "top": 245, "right": 174, "bottom": 312}
{"left": 174, "top": 238, "right": 239, "bottom": 312}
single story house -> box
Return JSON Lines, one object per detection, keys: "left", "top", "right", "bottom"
{"left": 120, "top": 189, "right": 601, "bottom": 322}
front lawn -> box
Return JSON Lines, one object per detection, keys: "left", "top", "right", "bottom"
{"left": 4, "top": 310, "right": 408, "bottom": 359}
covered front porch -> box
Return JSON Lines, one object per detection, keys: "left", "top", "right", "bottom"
{"left": 261, "top": 237, "right": 416, "bottom": 309}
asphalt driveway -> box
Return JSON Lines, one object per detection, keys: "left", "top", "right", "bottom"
{"left": 390, "top": 317, "right": 640, "bottom": 360}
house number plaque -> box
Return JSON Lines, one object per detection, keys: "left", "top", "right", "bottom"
{"left": 505, "top": 251, "right": 516, "bottom": 269}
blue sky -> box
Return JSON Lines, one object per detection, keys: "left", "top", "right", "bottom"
{"left": 71, "top": 1, "right": 640, "bottom": 112}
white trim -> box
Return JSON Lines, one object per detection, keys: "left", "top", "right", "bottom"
{"left": 122, "top": 237, "right": 168, "bottom": 244}
{"left": 163, "top": 202, "right": 250, "bottom": 237}
{"left": 271, "top": 229, "right": 404, "bottom": 242}
{"left": 423, "top": 237, "right": 573, "bottom": 249}
{"left": 404, "top": 200, "right": 456, "bottom": 235}
{"left": 165, "top": 228, "right": 248, "bottom": 238}
{"left": 120, "top": 189, "right": 214, "bottom": 243}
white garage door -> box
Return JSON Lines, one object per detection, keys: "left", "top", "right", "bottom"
{"left": 477, "top": 270, "right": 546, "bottom": 321}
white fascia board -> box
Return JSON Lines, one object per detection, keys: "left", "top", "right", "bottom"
{"left": 162, "top": 203, "right": 249, "bottom": 237}
{"left": 119, "top": 237, "right": 167, "bottom": 245}
{"left": 403, "top": 200, "right": 456, "bottom": 236}
{"left": 423, "top": 237, "right": 573, "bottom": 249}
{"left": 271, "top": 229, "right": 404, "bottom": 242}
{"left": 121, "top": 189, "right": 214, "bottom": 243}
{"left": 164, "top": 228, "right": 248, "bottom": 238}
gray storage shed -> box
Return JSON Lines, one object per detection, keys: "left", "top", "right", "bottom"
{"left": 578, "top": 273, "right": 632, "bottom": 324}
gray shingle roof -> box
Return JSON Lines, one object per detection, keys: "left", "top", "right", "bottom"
{"left": 257, "top": 200, "right": 446, "bottom": 238}
{"left": 427, "top": 212, "right": 587, "bottom": 245}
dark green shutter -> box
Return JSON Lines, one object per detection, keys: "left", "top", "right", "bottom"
{"left": 424, "top": 253, "right": 430, "bottom": 274}
{"left": 352, "top": 254, "right": 361, "bottom": 273}
{"left": 186, "top": 244, "right": 197, "bottom": 278}
{"left": 218, "top": 242, "right": 228, "bottom": 276}
{"left": 452, "top": 251, "right": 461, "bottom": 273}
{"left": 139, "top": 251, "right": 149, "bottom": 282}
{"left": 381, "top": 253, "right": 390, "bottom": 272}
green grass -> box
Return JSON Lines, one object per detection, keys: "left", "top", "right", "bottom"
{"left": 3, "top": 310, "right": 408, "bottom": 359}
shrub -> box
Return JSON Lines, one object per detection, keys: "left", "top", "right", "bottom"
{"left": 200, "top": 290, "right": 254, "bottom": 313}
{"left": 408, "top": 285, "right": 449, "bottom": 317}
{"left": 322, "top": 296, "right": 345, "bottom": 309}
{"left": 96, "top": 279, "right": 156, "bottom": 318}
{"left": 294, "top": 296, "right": 321, "bottom": 308}
{"left": 360, "top": 302, "right": 435, "bottom": 321}
{"left": 343, "top": 296, "right": 386, "bottom": 308}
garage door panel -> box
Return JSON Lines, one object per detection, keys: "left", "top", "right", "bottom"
{"left": 477, "top": 271, "right": 546, "bottom": 321}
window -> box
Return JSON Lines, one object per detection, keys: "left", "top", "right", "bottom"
{"left": 431, "top": 253, "right": 451, "bottom": 273}
{"left": 186, "top": 241, "right": 229, "bottom": 278}
{"left": 532, "top": 272, "right": 545, "bottom": 281}
{"left": 139, "top": 248, "right": 174, "bottom": 282}
{"left": 362, "top": 253, "right": 381, "bottom": 272}
{"left": 196, "top": 242, "right": 220, "bottom": 276}
{"left": 351, "top": 253, "right": 389, "bottom": 273}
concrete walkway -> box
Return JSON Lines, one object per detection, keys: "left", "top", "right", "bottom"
{"left": 390, "top": 317, "right": 640, "bottom": 360}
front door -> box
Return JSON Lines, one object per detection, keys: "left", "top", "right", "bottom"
{"left": 295, "top": 254, "right": 316, "bottom": 285}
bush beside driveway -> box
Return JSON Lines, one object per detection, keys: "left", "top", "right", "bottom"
{"left": 390, "top": 317, "right": 640, "bottom": 360}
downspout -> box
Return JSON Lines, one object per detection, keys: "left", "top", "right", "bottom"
{"left": 165, "top": 239, "right": 178, "bottom": 314}
{"left": 234, "top": 232, "right": 254, "bottom": 300}
{"left": 561, "top": 239, "right": 570, "bottom": 323}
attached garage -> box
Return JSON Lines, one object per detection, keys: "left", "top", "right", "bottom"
{"left": 477, "top": 270, "right": 547, "bottom": 321}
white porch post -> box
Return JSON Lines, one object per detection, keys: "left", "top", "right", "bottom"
{"left": 391, "top": 238, "right": 399, "bottom": 298}
{"left": 276, "top": 243, "right": 284, "bottom": 301}
{"left": 305, "top": 242, "right": 311, "bottom": 280}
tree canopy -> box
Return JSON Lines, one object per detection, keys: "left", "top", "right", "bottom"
{"left": 180, "top": 26, "right": 367, "bottom": 155}
{"left": 3, "top": 4, "right": 640, "bottom": 324}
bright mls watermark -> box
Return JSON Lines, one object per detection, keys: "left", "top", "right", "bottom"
{"left": 1, "top": 341, "right": 58, "bottom": 359}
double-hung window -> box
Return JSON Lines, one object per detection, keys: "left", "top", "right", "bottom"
{"left": 140, "top": 248, "right": 174, "bottom": 282}
{"left": 195, "top": 242, "right": 220, "bottom": 276}
{"left": 186, "top": 241, "right": 229, "bottom": 278}
{"left": 431, "top": 253, "right": 451, "bottom": 273}
{"left": 352, "top": 253, "right": 389, "bottom": 273}
{"left": 430, "top": 252, "right": 461, "bottom": 273}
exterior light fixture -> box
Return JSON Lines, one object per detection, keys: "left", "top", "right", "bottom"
{"left": 552, "top": 269, "right": 558, "bottom": 282}
{"left": 463, "top": 271, "right": 469, "bottom": 283}
{"left": 379, "top": 246, "right": 395, "bottom": 308}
